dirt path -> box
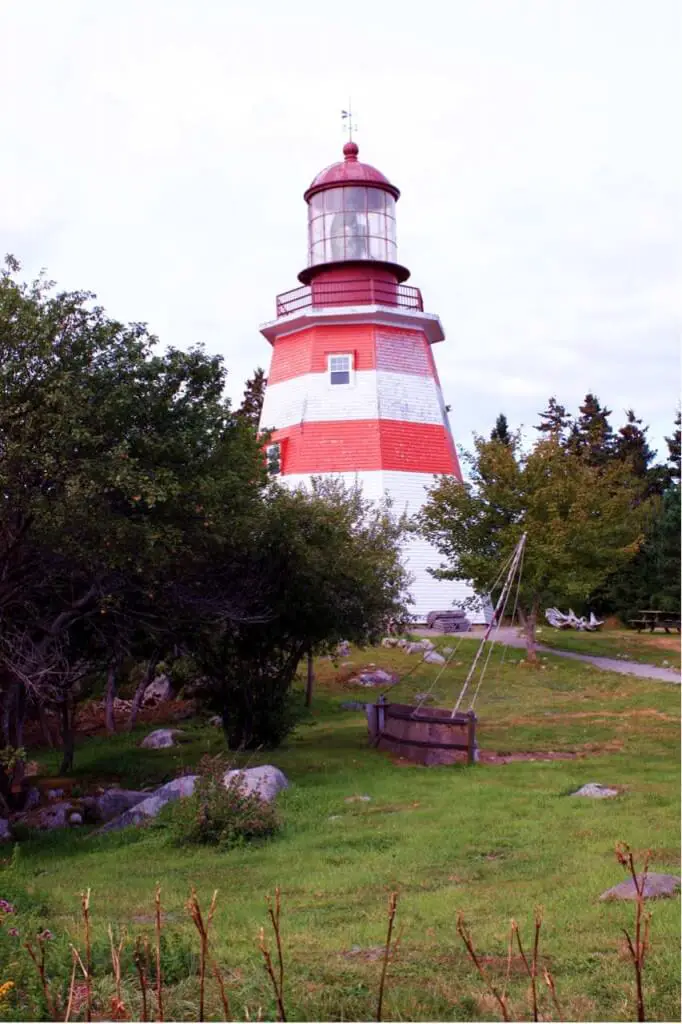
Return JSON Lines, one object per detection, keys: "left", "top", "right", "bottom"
{"left": 415, "top": 627, "right": 681, "bottom": 684}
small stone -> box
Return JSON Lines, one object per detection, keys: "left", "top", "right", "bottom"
{"left": 208, "top": 715, "right": 222, "bottom": 727}
{"left": 424, "top": 651, "right": 446, "bottom": 665}
{"left": 571, "top": 783, "right": 619, "bottom": 799}
{"left": 600, "top": 874, "right": 681, "bottom": 901}
{"left": 442, "top": 647, "right": 454, "bottom": 654}
{"left": 344, "top": 794, "right": 371, "bottom": 803}
{"left": 68, "top": 812, "right": 83, "bottom": 826}
{"left": 140, "top": 728, "right": 184, "bottom": 749}
{"left": 328, "top": 815, "right": 342, "bottom": 821}
{"left": 406, "top": 642, "right": 425, "bottom": 654}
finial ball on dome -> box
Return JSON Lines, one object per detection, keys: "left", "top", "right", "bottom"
{"left": 343, "top": 141, "right": 359, "bottom": 160}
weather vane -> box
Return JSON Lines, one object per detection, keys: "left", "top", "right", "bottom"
{"left": 341, "top": 101, "right": 357, "bottom": 142}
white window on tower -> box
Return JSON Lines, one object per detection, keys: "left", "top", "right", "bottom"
{"left": 265, "top": 442, "right": 281, "bottom": 475}
{"left": 328, "top": 353, "right": 353, "bottom": 386}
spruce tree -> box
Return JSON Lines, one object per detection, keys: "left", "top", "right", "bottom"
{"left": 535, "top": 397, "right": 571, "bottom": 441}
{"left": 567, "top": 393, "right": 615, "bottom": 466}
{"left": 237, "top": 367, "right": 268, "bottom": 428}
{"left": 490, "top": 413, "right": 512, "bottom": 446}
{"left": 665, "top": 409, "right": 681, "bottom": 483}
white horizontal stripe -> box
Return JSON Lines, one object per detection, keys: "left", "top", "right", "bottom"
{"left": 260, "top": 371, "right": 445, "bottom": 432}
{"left": 281, "top": 470, "right": 483, "bottom": 622}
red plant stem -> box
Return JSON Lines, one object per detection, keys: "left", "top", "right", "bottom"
{"left": 155, "top": 885, "right": 164, "bottom": 1022}
{"left": 376, "top": 892, "right": 399, "bottom": 1023}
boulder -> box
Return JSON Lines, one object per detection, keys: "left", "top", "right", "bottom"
{"left": 600, "top": 874, "right": 681, "bottom": 901}
{"left": 223, "top": 765, "right": 289, "bottom": 803}
{"left": 406, "top": 642, "right": 426, "bottom": 654}
{"left": 85, "top": 788, "right": 149, "bottom": 823}
{"left": 20, "top": 802, "right": 82, "bottom": 830}
{"left": 424, "top": 651, "right": 446, "bottom": 665}
{"left": 571, "top": 783, "right": 619, "bottom": 799}
{"left": 381, "top": 637, "right": 399, "bottom": 648}
{"left": 140, "top": 728, "right": 184, "bottom": 749}
{"left": 143, "top": 673, "right": 173, "bottom": 705}
{"left": 354, "top": 669, "right": 398, "bottom": 687}
{"left": 0, "top": 818, "right": 11, "bottom": 842}
{"left": 99, "top": 775, "right": 198, "bottom": 832}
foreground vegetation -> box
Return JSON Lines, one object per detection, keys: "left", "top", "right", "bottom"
{"left": 1, "top": 641, "right": 679, "bottom": 1021}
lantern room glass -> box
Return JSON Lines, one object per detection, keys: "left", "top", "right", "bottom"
{"left": 308, "top": 186, "right": 397, "bottom": 266}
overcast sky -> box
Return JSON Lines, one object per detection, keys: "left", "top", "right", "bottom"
{"left": 2, "top": 0, "right": 679, "bottom": 458}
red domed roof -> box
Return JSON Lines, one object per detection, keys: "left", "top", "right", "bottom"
{"left": 304, "top": 142, "right": 400, "bottom": 202}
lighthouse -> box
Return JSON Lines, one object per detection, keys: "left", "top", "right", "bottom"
{"left": 258, "top": 141, "right": 479, "bottom": 621}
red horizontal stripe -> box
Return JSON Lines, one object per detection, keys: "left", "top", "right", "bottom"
{"left": 269, "top": 420, "right": 462, "bottom": 477}
{"left": 268, "top": 323, "right": 435, "bottom": 384}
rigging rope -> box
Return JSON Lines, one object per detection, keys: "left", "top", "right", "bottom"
{"left": 451, "top": 534, "right": 526, "bottom": 716}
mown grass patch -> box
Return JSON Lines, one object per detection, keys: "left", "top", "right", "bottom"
{"left": 1, "top": 642, "right": 679, "bottom": 1021}
{"left": 537, "top": 627, "right": 681, "bottom": 669}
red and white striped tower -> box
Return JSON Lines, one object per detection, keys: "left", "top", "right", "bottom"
{"left": 258, "top": 141, "right": 478, "bottom": 620}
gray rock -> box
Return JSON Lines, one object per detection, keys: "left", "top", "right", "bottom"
{"left": 406, "top": 642, "right": 426, "bottom": 654}
{"left": 344, "top": 794, "right": 371, "bottom": 803}
{"left": 600, "top": 874, "right": 681, "bottom": 901}
{"left": 354, "top": 669, "right": 398, "bottom": 687}
{"left": 571, "top": 783, "right": 619, "bottom": 799}
{"left": 424, "top": 651, "right": 446, "bottom": 665}
{"left": 68, "top": 812, "right": 83, "bottom": 826}
{"left": 87, "top": 788, "right": 148, "bottom": 823}
{"left": 0, "top": 818, "right": 11, "bottom": 842}
{"left": 442, "top": 647, "right": 454, "bottom": 655}
{"left": 22, "top": 802, "right": 74, "bottom": 830}
{"left": 143, "top": 673, "right": 173, "bottom": 704}
{"left": 99, "top": 775, "right": 198, "bottom": 832}
{"left": 140, "top": 728, "right": 184, "bottom": 749}
{"left": 223, "top": 765, "right": 289, "bottom": 803}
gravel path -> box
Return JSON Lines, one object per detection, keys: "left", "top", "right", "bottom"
{"left": 415, "top": 627, "right": 681, "bottom": 684}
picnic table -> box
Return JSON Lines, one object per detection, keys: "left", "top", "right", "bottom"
{"left": 629, "top": 609, "right": 681, "bottom": 634}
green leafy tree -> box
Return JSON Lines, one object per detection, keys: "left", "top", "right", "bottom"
{"left": 418, "top": 435, "right": 649, "bottom": 660}
{"left": 184, "top": 479, "right": 409, "bottom": 748}
{"left": 0, "top": 257, "right": 266, "bottom": 768}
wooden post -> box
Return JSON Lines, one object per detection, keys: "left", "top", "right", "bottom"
{"left": 466, "top": 710, "right": 477, "bottom": 765}
{"left": 377, "top": 694, "right": 387, "bottom": 736}
{"left": 305, "top": 648, "right": 314, "bottom": 707}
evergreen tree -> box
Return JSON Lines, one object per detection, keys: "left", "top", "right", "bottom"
{"left": 665, "top": 409, "right": 681, "bottom": 483}
{"left": 535, "top": 397, "right": 571, "bottom": 441}
{"left": 567, "top": 393, "right": 615, "bottom": 466}
{"left": 237, "top": 367, "right": 267, "bottom": 428}
{"left": 613, "top": 408, "right": 666, "bottom": 497}
{"left": 490, "top": 413, "right": 512, "bottom": 446}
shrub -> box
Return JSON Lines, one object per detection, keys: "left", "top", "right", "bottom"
{"left": 160, "top": 756, "right": 280, "bottom": 849}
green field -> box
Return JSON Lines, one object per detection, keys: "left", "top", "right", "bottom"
{"left": 1, "top": 640, "right": 679, "bottom": 1021}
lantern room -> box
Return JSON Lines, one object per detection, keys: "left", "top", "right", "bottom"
{"left": 298, "top": 141, "right": 410, "bottom": 287}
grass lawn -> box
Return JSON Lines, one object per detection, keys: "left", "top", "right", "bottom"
{"left": 1, "top": 640, "right": 679, "bottom": 1021}
{"left": 537, "top": 626, "right": 681, "bottom": 670}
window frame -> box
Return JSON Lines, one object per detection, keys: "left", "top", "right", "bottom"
{"left": 327, "top": 352, "right": 354, "bottom": 387}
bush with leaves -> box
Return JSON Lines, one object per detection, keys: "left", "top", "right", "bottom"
{"left": 159, "top": 757, "right": 281, "bottom": 849}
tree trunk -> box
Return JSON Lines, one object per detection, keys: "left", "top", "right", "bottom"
{"left": 2, "top": 681, "right": 18, "bottom": 747}
{"left": 127, "top": 657, "right": 158, "bottom": 731}
{"left": 305, "top": 648, "right": 315, "bottom": 708}
{"left": 13, "top": 684, "right": 26, "bottom": 749}
{"left": 37, "top": 702, "right": 54, "bottom": 749}
{"left": 105, "top": 657, "right": 120, "bottom": 734}
{"left": 59, "top": 697, "right": 75, "bottom": 775}
{"left": 524, "top": 602, "right": 539, "bottom": 663}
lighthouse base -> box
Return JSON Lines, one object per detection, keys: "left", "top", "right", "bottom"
{"left": 279, "top": 470, "right": 486, "bottom": 624}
